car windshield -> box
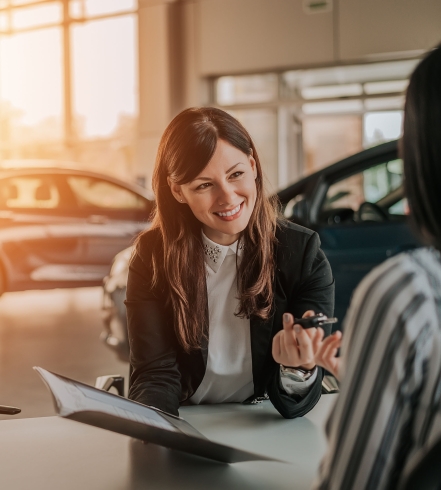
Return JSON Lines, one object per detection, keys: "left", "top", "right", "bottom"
{"left": 320, "top": 158, "right": 407, "bottom": 224}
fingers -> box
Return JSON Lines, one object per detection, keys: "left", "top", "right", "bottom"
{"left": 302, "top": 310, "right": 316, "bottom": 318}
{"left": 314, "top": 331, "right": 342, "bottom": 373}
{"left": 282, "top": 313, "right": 297, "bottom": 346}
{"left": 276, "top": 312, "right": 320, "bottom": 368}
{"left": 293, "top": 324, "right": 315, "bottom": 368}
{"left": 322, "top": 331, "right": 342, "bottom": 360}
{"left": 274, "top": 316, "right": 301, "bottom": 366}
{"left": 313, "top": 327, "right": 325, "bottom": 353}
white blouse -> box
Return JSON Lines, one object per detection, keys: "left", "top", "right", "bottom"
{"left": 189, "top": 232, "right": 315, "bottom": 405}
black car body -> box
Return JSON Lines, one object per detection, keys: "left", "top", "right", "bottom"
{"left": 0, "top": 163, "right": 154, "bottom": 295}
{"left": 102, "top": 140, "right": 420, "bottom": 361}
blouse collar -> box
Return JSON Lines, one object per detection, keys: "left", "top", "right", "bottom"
{"left": 201, "top": 231, "right": 244, "bottom": 273}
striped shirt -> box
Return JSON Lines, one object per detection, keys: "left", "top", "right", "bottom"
{"left": 314, "top": 247, "right": 441, "bottom": 490}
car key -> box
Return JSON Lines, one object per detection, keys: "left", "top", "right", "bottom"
{"left": 293, "top": 313, "right": 338, "bottom": 329}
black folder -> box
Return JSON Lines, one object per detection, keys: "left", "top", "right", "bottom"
{"left": 34, "top": 367, "right": 282, "bottom": 464}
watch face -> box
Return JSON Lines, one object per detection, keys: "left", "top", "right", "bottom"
{"left": 286, "top": 373, "right": 306, "bottom": 382}
{"left": 281, "top": 367, "right": 308, "bottom": 382}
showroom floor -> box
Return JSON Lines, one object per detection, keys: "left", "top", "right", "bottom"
{"left": 0, "top": 287, "right": 129, "bottom": 420}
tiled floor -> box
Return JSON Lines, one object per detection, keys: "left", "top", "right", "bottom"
{"left": 0, "top": 287, "right": 129, "bottom": 420}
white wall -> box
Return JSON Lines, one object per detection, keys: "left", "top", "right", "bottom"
{"left": 194, "top": 0, "right": 441, "bottom": 76}
{"left": 338, "top": 0, "right": 441, "bottom": 61}
{"left": 197, "top": 0, "right": 335, "bottom": 75}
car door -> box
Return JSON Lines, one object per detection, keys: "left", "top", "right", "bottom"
{"left": 310, "top": 157, "right": 420, "bottom": 329}
{"left": 63, "top": 174, "right": 153, "bottom": 272}
{"left": 0, "top": 173, "right": 84, "bottom": 291}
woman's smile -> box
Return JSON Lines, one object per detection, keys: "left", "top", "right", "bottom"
{"left": 213, "top": 202, "right": 244, "bottom": 221}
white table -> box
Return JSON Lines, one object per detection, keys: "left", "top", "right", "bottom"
{"left": 0, "top": 395, "right": 337, "bottom": 490}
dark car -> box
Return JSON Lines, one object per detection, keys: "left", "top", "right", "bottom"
{"left": 101, "top": 140, "right": 420, "bottom": 361}
{"left": 0, "top": 162, "right": 154, "bottom": 296}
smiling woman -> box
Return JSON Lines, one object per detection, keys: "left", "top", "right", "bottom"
{"left": 169, "top": 140, "right": 258, "bottom": 245}
{"left": 125, "top": 107, "right": 335, "bottom": 419}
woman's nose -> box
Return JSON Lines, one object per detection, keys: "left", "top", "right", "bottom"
{"left": 216, "top": 183, "right": 235, "bottom": 205}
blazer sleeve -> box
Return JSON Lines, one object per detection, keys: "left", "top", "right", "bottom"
{"left": 267, "top": 231, "right": 335, "bottom": 419}
{"left": 125, "top": 239, "right": 182, "bottom": 416}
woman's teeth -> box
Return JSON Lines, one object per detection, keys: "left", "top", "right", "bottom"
{"left": 216, "top": 204, "right": 241, "bottom": 217}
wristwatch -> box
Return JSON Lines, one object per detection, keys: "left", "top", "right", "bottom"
{"left": 280, "top": 364, "right": 317, "bottom": 382}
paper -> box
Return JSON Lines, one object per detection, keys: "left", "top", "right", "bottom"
{"left": 35, "top": 368, "right": 176, "bottom": 431}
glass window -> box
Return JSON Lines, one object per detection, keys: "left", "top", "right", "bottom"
{"left": 0, "top": 176, "right": 60, "bottom": 209}
{"left": 72, "top": 15, "right": 137, "bottom": 138}
{"left": 0, "top": 12, "right": 8, "bottom": 31}
{"left": 302, "top": 100, "right": 364, "bottom": 115}
{"left": 11, "top": 3, "right": 61, "bottom": 30}
{"left": 320, "top": 159, "right": 405, "bottom": 225}
{"left": 216, "top": 74, "right": 278, "bottom": 106}
{"left": 363, "top": 111, "right": 403, "bottom": 147}
{"left": 303, "top": 115, "right": 362, "bottom": 174}
{"left": 364, "top": 80, "right": 408, "bottom": 95}
{"left": 282, "top": 59, "right": 418, "bottom": 100}
{"left": 301, "top": 83, "right": 363, "bottom": 100}
{"left": 0, "top": 28, "right": 63, "bottom": 146}
{"left": 70, "top": 0, "right": 136, "bottom": 18}
{"left": 67, "top": 176, "right": 146, "bottom": 209}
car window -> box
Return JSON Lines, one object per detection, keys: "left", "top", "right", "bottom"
{"left": 0, "top": 176, "right": 60, "bottom": 209}
{"left": 319, "top": 158, "right": 406, "bottom": 225}
{"left": 66, "top": 176, "right": 147, "bottom": 210}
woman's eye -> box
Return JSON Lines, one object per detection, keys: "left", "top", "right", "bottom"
{"left": 196, "top": 183, "right": 211, "bottom": 190}
{"left": 230, "top": 171, "right": 244, "bottom": 179}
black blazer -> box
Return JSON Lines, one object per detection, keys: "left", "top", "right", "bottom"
{"left": 125, "top": 221, "right": 334, "bottom": 419}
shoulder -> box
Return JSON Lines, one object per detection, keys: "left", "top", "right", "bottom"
{"left": 133, "top": 227, "right": 163, "bottom": 265}
{"left": 275, "top": 219, "right": 318, "bottom": 252}
{"left": 274, "top": 220, "right": 331, "bottom": 285}
{"left": 127, "top": 227, "right": 164, "bottom": 299}
{"left": 343, "top": 248, "right": 438, "bottom": 352}
{"left": 352, "top": 248, "right": 437, "bottom": 307}
{"left": 129, "top": 227, "right": 164, "bottom": 279}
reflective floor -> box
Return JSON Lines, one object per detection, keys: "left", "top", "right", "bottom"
{"left": 0, "top": 287, "right": 129, "bottom": 420}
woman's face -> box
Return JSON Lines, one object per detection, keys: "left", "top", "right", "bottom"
{"left": 169, "top": 139, "right": 258, "bottom": 245}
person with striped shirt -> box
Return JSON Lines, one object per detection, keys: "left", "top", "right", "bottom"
{"left": 312, "top": 45, "right": 441, "bottom": 490}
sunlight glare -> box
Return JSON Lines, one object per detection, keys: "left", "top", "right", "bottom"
{"left": 0, "top": 27, "right": 63, "bottom": 126}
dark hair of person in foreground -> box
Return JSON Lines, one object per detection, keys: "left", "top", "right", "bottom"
{"left": 402, "top": 44, "right": 441, "bottom": 248}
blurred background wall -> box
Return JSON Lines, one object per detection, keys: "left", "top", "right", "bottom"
{"left": 1, "top": 0, "right": 440, "bottom": 191}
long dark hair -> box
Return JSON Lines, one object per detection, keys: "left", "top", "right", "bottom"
{"left": 402, "top": 45, "right": 441, "bottom": 249}
{"left": 137, "top": 107, "right": 277, "bottom": 352}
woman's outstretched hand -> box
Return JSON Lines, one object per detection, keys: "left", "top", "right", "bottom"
{"left": 313, "top": 328, "right": 342, "bottom": 380}
{"left": 272, "top": 310, "right": 317, "bottom": 370}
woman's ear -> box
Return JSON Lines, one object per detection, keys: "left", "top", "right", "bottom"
{"left": 249, "top": 154, "right": 258, "bottom": 180}
{"left": 167, "top": 177, "right": 186, "bottom": 203}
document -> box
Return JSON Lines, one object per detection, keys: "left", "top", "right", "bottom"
{"left": 34, "top": 367, "right": 281, "bottom": 464}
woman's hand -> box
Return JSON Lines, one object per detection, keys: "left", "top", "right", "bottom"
{"left": 272, "top": 310, "right": 317, "bottom": 370}
{"left": 313, "top": 327, "right": 342, "bottom": 380}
